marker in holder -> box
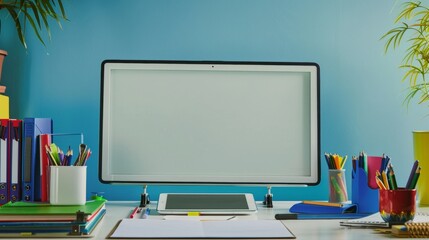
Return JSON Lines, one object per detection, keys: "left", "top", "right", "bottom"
{"left": 352, "top": 152, "right": 388, "bottom": 214}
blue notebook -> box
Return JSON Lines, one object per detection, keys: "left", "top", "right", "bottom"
{"left": 290, "top": 202, "right": 357, "bottom": 214}
{"left": 280, "top": 201, "right": 370, "bottom": 219}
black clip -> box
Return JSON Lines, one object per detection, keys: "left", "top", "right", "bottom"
{"left": 69, "top": 224, "right": 82, "bottom": 236}
{"left": 262, "top": 186, "right": 273, "bottom": 208}
{"left": 75, "top": 210, "right": 86, "bottom": 222}
{"left": 69, "top": 211, "right": 87, "bottom": 236}
{"left": 140, "top": 185, "right": 150, "bottom": 207}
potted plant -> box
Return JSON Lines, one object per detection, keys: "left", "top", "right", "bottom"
{"left": 0, "top": 49, "right": 8, "bottom": 117}
{"left": 0, "top": 49, "right": 6, "bottom": 93}
{"left": 382, "top": 0, "right": 429, "bottom": 206}
{"left": 0, "top": 0, "right": 67, "bottom": 95}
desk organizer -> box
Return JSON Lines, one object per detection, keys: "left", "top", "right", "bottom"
{"left": 50, "top": 166, "right": 86, "bottom": 205}
{"left": 352, "top": 155, "right": 383, "bottom": 214}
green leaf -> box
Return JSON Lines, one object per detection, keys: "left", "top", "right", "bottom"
{"left": 22, "top": 9, "right": 46, "bottom": 46}
{"left": 0, "top": 0, "right": 68, "bottom": 49}
{"left": 5, "top": 6, "right": 27, "bottom": 48}
{"left": 28, "top": 1, "right": 42, "bottom": 29}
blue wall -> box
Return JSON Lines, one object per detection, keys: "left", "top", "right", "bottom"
{"left": 1, "top": 0, "right": 427, "bottom": 201}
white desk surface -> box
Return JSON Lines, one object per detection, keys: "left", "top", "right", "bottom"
{"left": 4, "top": 201, "right": 429, "bottom": 239}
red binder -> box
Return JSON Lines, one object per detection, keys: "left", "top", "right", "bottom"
{"left": 39, "top": 134, "right": 52, "bottom": 202}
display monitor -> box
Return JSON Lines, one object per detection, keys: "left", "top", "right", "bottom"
{"left": 99, "top": 60, "right": 320, "bottom": 186}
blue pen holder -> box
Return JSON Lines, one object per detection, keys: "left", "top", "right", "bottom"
{"left": 352, "top": 167, "right": 379, "bottom": 214}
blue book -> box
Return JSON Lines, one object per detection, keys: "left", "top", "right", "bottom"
{"left": 0, "top": 208, "right": 106, "bottom": 237}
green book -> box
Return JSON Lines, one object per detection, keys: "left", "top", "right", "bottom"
{"left": 0, "top": 200, "right": 106, "bottom": 222}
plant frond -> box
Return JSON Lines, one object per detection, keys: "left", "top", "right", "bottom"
{"left": 57, "top": 0, "right": 67, "bottom": 19}
{"left": 418, "top": 92, "right": 429, "bottom": 103}
{"left": 404, "top": 87, "right": 420, "bottom": 107}
{"left": 382, "top": 24, "right": 410, "bottom": 52}
{"left": 384, "top": 1, "right": 429, "bottom": 107}
{"left": 396, "top": 1, "right": 421, "bottom": 22}
{"left": 21, "top": 9, "right": 46, "bottom": 46}
{"left": 27, "top": 1, "right": 42, "bottom": 29}
{"left": 4, "top": 6, "right": 27, "bottom": 48}
{"left": 1, "top": 0, "right": 68, "bottom": 49}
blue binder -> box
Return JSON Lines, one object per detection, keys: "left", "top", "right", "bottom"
{"left": 21, "top": 118, "right": 52, "bottom": 202}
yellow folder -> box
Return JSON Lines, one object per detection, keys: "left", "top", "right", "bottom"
{"left": 0, "top": 94, "right": 9, "bottom": 119}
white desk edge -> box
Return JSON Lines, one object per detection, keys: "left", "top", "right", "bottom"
{"left": 3, "top": 201, "right": 429, "bottom": 240}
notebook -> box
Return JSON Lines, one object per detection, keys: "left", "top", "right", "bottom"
{"left": 0, "top": 200, "right": 106, "bottom": 222}
{"left": 289, "top": 202, "right": 357, "bottom": 214}
{"left": 392, "top": 222, "right": 429, "bottom": 237}
{"left": 108, "top": 219, "right": 296, "bottom": 239}
{"left": 284, "top": 201, "right": 366, "bottom": 219}
{"left": 0, "top": 208, "right": 105, "bottom": 237}
{"left": 340, "top": 212, "right": 429, "bottom": 228}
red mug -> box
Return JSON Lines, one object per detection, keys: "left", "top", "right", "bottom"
{"left": 379, "top": 188, "right": 416, "bottom": 224}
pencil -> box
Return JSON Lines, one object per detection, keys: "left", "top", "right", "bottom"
{"left": 382, "top": 171, "right": 390, "bottom": 190}
{"left": 375, "top": 176, "right": 387, "bottom": 190}
{"left": 325, "top": 153, "right": 347, "bottom": 169}
{"left": 340, "top": 155, "right": 347, "bottom": 169}
{"left": 375, "top": 170, "right": 386, "bottom": 190}
{"left": 406, "top": 160, "right": 419, "bottom": 189}
{"left": 389, "top": 168, "right": 398, "bottom": 190}
{"left": 302, "top": 201, "right": 343, "bottom": 207}
{"left": 410, "top": 167, "right": 421, "bottom": 189}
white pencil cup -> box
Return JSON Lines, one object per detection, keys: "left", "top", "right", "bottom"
{"left": 49, "top": 166, "right": 86, "bottom": 205}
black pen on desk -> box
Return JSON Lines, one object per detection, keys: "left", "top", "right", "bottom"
{"left": 275, "top": 213, "right": 298, "bottom": 220}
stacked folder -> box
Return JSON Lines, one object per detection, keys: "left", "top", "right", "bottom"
{"left": 0, "top": 199, "right": 106, "bottom": 237}
{"left": 0, "top": 117, "right": 53, "bottom": 205}
{"left": 0, "top": 119, "right": 22, "bottom": 205}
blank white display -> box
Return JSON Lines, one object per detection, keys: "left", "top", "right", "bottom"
{"left": 100, "top": 61, "right": 319, "bottom": 185}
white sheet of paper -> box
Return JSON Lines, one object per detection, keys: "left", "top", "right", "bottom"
{"left": 111, "top": 219, "right": 204, "bottom": 238}
{"left": 163, "top": 215, "right": 236, "bottom": 221}
{"left": 110, "top": 219, "right": 295, "bottom": 239}
{"left": 203, "top": 220, "right": 294, "bottom": 238}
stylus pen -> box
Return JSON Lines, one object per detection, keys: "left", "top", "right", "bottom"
{"left": 129, "top": 207, "right": 140, "bottom": 218}
{"left": 275, "top": 213, "right": 369, "bottom": 220}
{"left": 274, "top": 213, "right": 298, "bottom": 220}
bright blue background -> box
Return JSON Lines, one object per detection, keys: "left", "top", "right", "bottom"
{"left": 1, "top": 0, "right": 428, "bottom": 201}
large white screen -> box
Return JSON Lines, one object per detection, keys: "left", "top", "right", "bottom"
{"left": 100, "top": 61, "right": 319, "bottom": 185}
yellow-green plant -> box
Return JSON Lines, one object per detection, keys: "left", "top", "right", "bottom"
{"left": 382, "top": 1, "right": 429, "bottom": 107}
{"left": 0, "top": 0, "right": 67, "bottom": 49}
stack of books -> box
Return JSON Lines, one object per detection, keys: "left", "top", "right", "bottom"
{"left": 0, "top": 199, "right": 106, "bottom": 237}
